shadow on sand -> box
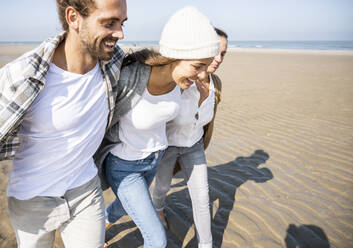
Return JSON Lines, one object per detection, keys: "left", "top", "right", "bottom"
{"left": 105, "top": 220, "right": 142, "bottom": 248}
{"left": 285, "top": 224, "right": 330, "bottom": 248}
{"left": 164, "top": 149, "right": 273, "bottom": 248}
{"left": 105, "top": 150, "right": 332, "bottom": 248}
{"left": 105, "top": 150, "right": 273, "bottom": 247}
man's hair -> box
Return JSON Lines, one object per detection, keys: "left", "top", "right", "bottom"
{"left": 56, "top": 0, "right": 96, "bottom": 31}
{"left": 214, "top": 27, "right": 228, "bottom": 39}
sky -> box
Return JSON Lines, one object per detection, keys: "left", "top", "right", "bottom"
{"left": 0, "top": 0, "right": 352, "bottom": 42}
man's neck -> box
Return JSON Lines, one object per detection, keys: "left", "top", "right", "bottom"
{"left": 52, "top": 32, "right": 98, "bottom": 75}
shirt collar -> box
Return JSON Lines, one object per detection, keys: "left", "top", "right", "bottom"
{"left": 28, "top": 31, "right": 123, "bottom": 85}
{"left": 27, "top": 32, "right": 67, "bottom": 82}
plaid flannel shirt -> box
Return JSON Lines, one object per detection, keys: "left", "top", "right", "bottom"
{"left": 0, "top": 32, "right": 124, "bottom": 161}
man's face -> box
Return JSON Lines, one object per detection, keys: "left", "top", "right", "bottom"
{"left": 79, "top": 0, "right": 127, "bottom": 61}
{"left": 207, "top": 36, "right": 228, "bottom": 73}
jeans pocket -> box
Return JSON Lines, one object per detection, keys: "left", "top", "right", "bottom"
{"left": 136, "top": 151, "right": 164, "bottom": 166}
{"left": 107, "top": 153, "right": 159, "bottom": 172}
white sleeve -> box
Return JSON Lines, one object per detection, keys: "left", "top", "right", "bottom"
{"left": 195, "top": 94, "right": 214, "bottom": 129}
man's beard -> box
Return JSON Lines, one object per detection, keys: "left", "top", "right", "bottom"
{"left": 83, "top": 37, "right": 114, "bottom": 61}
{"left": 80, "top": 26, "right": 115, "bottom": 61}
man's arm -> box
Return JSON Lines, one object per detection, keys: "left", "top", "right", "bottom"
{"left": 0, "top": 65, "right": 20, "bottom": 161}
{"left": 0, "top": 129, "right": 19, "bottom": 161}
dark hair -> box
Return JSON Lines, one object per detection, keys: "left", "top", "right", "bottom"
{"left": 56, "top": 0, "right": 96, "bottom": 31}
{"left": 214, "top": 27, "right": 228, "bottom": 39}
{"left": 122, "top": 48, "right": 177, "bottom": 67}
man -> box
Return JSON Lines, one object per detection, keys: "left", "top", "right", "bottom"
{"left": 0, "top": 0, "right": 127, "bottom": 247}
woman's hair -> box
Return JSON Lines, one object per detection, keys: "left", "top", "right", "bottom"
{"left": 56, "top": 0, "right": 96, "bottom": 31}
{"left": 122, "top": 48, "right": 177, "bottom": 67}
{"left": 214, "top": 27, "right": 228, "bottom": 39}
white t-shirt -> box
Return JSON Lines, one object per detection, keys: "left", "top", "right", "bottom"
{"left": 8, "top": 62, "right": 109, "bottom": 200}
{"left": 111, "top": 85, "right": 181, "bottom": 160}
{"left": 167, "top": 76, "right": 215, "bottom": 147}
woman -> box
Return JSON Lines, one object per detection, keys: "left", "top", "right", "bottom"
{"left": 95, "top": 7, "right": 220, "bottom": 248}
{"left": 152, "top": 28, "right": 228, "bottom": 248}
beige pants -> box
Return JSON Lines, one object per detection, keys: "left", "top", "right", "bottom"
{"left": 7, "top": 175, "right": 105, "bottom": 248}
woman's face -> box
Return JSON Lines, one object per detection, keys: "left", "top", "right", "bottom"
{"left": 207, "top": 36, "right": 228, "bottom": 73}
{"left": 171, "top": 57, "right": 214, "bottom": 89}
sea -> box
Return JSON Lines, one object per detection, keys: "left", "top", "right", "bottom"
{"left": 1, "top": 40, "right": 353, "bottom": 51}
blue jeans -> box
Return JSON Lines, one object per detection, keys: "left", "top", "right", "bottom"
{"left": 105, "top": 150, "right": 166, "bottom": 248}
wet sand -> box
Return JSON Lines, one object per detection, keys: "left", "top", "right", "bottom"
{"left": 1, "top": 46, "right": 353, "bottom": 247}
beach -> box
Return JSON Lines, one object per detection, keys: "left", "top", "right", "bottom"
{"left": 1, "top": 46, "right": 353, "bottom": 247}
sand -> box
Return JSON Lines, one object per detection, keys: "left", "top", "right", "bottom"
{"left": 1, "top": 46, "right": 353, "bottom": 248}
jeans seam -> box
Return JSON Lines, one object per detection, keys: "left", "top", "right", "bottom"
{"left": 118, "top": 187, "right": 153, "bottom": 247}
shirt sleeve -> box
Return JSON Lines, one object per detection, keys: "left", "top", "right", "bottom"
{"left": 0, "top": 128, "right": 19, "bottom": 161}
{"left": 195, "top": 94, "right": 215, "bottom": 129}
{"left": 0, "top": 65, "right": 20, "bottom": 161}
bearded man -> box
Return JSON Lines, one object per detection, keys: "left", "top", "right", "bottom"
{"left": 0, "top": 0, "right": 127, "bottom": 247}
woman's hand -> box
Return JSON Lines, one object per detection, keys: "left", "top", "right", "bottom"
{"left": 195, "top": 78, "right": 210, "bottom": 107}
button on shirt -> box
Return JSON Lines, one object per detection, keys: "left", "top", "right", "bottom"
{"left": 8, "top": 63, "right": 109, "bottom": 200}
{"left": 167, "top": 76, "right": 215, "bottom": 147}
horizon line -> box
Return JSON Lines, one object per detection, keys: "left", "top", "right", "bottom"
{"left": 1, "top": 39, "right": 353, "bottom": 43}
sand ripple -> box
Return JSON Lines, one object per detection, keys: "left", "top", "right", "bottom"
{"left": 1, "top": 51, "right": 353, "bottom": 248}
{"left": 160, "top": 52, "right": 353, "bottom": 248}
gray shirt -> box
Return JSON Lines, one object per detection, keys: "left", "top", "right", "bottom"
{"left": 94, "top": 61, "right": 151, "bottom": 190}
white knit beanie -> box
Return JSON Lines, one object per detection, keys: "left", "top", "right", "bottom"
{"left": 159, "top": 6, "right": 220, "bottom": 59}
